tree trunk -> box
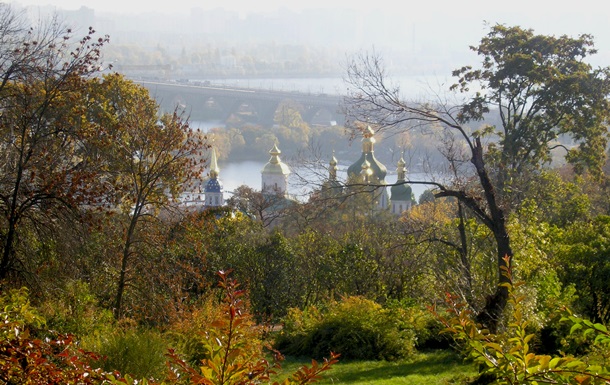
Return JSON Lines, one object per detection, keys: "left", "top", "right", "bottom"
{"left": 471, "top": 137, "right": 513, "bottom": 332}
{"left": 113, "top": 208, "right": 140, "bottom": 319}
{"left": 0, "top": 218, "right": 17, "bottom": 279}
{"left": 456, "top": 201, "right": 474, "bottom": 304}
{"left": 0, "top": 153, "right": 25, "bottom": 279}
{"left": 113, "top": 251, "right": 128, "bottom": 319}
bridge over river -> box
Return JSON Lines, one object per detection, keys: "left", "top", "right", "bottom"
{"left": 136, "top": 80, "right": 346, "bottom": 127}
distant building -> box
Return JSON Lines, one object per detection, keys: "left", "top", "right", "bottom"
{"left": 261, "top": 143, "right": 291, "bottom": 197}
{"left": 197, "top": 127, "right": 413, "bottom": 218}
{"left": 346, "top": 125, "right": 389, "bottom": 210}
{"left": 321, "top": 151, "right": 343, "bottom": 198}
{"left": 204, "top": 146, "right": 224, "bottom": 207}
{"left": 390, "top": 156, "right": 414, "bottom": 215}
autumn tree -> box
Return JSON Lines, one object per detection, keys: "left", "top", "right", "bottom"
{"left": 343, "top": 24, "right": 610, "bottom": 330}
{"left": 0, "top": 6, "right": 109, "bottom": 281}
{"left": 226, "top": 184, "right": 294, "bottom": 228}
{"left": 84, "top": 73, "right": 206, "bottom": 319}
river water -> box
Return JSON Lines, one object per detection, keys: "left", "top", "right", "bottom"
{"left": 189, "top": 75, "right": 449, "bottom": 202}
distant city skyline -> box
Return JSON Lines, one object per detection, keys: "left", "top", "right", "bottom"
{"left": 7, "top": 0, "right": 610, "bottom": 69}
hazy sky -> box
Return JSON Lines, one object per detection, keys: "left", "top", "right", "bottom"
{"left": 8, "top": 0, "right": 610, "bottom": 68}
{"left": 12, "top": 0, "right": 608, "bottom": 35}
{"left": 8, "top": 0, "right": 606, "bottom": 19}
{"left": 11, "top": 0, "right": 391, "bottom": 13}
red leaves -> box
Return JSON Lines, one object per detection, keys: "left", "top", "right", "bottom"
{"left": 0, "top": 330, "right": 107, "bottom": 384}
{"left": 162, "top": 271, "right": 338, "bottom": 385}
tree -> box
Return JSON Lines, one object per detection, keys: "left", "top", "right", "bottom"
{"left": 0, "top": 6, "right": 109, "bottom": 280}
{"left": 85, "top": 73, "right": 206, "bottom": 319}
{"left": 452, "top": 24, "right": 610, "bottom": 192}
{"left": 343, "top": 24, "right": 610, "bottom": 331}
{"left": 226, "top": 184, "right": 292, "bottom": 228}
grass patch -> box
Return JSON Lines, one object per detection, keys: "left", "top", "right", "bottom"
{"left": 277, "top": 349, "right": 477, "bottom": 385}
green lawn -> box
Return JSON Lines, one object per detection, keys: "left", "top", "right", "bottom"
{"left": 277, "top": 350, "right": 478, "bottom": 385}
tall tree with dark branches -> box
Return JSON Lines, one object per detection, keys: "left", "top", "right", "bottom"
{"left": 343, "top": 24, "right": 610, "bottom": 331}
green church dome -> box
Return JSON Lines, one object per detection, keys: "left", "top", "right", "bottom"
{"left": 390, "top": 156, "right": 412, "bottom": 202}
{"left": 390, "top": 183, "right": 412, "bottom": 202}
{"left": 347, "top": 126, "right": 387, "bottom": 182}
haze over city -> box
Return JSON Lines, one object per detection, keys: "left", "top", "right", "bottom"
{"left": 9, "top": 0, "right": 610, "bottom": 77}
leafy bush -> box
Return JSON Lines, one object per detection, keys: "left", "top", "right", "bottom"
{"left": 0, "top": 286, "right": 111, "bottom": 384}
{"left": 1, "top": 275, "right": 337, "bottom": 385}
{"left": 276, "top": 296, "right": 417, "bottom": 360}
{"left": 89, "top": 322, "right": 169, "bottom": 380}
{"left": 159, "top": 270, "right": 339, "bottom": 385}
{"left": 386, "top": 299, "right": 452, "bottom": 350}
{"left": 39, "top": 279, "right": 115, "bottom": 338}
{"left": 431, "top": 258, "right": 610, "bottom": 384}
{"left": 167, "top": 292, "right": 249, "bottom": 367}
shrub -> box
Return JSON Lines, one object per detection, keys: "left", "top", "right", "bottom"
{"left": 276, "top": 296, "right": 417, "bottom": 360}
{"left": 0, "top": 286, "right": 111, "bottom": 384}
{"left": 431, "top": 258, "right": 610, "bottom": 384}
{"left": 39, "top": 279, "right": 115, "bottom": 338}
{"left": 89, "top": 322, "right": 169, "bottom": 380}
{"left": 160, "top": 270, "right": 339, "bottom": 385}
{"left": 166, "top": 295, "right": 222, "bottom": 366}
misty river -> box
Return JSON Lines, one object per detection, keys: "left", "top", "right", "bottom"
{"left": 188, "top": 75, "right": 448, "bottom": 202}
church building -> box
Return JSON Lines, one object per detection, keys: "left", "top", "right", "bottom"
{"left": 261, "top": 143, "right": 291, "bottom": 197}
{"left": 203, "top": 146, "right": 224, "bottom": 207}
{"left": 199, "top": 126, "right": 413, "bottom": 216}
{"left": 346, "top": 125, "right": 389, "bottom": 210}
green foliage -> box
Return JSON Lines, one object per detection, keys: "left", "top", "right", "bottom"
{"left": 160, "top": 271, "right": 339, "bottom": 385}
{"left": 0, "top": 287, "right": 46, "bottom": 333}
{"left": 563, "top": 310, "right": 610, "bottom": 365}
{"left": 39, "top": 280, "right": 115, "bottom": 338}
{"left": 453, "top": 24, "right": 610, "bottom": 179}
{"left": 0, "top": 286, "right": 113, "bottom": 384}
{"left": 276, "top": 296, "right": 417, "bottom": 361}
{"left": 517, "top": 172, "right": 591, "bottom": 227}
{"left": 552, "top": 215, "right": 610, "bottom": 324}
{"left": 432, "top": 259, "right": 610, "bottom": 384}
{"left": 418, "top": 189, "right": 436, "bottom": 205}
{"left": 245, "top": 232, "right": 302, "bottom": 320}
{"left": 90, "top": 324, "right": 169, "bottom": 380}
{"left": 507, "top": 202, "right": 579, "bottom": 333}
{"left": 386, "top": 299, "right": 452, "bottom": 351}
{"left": 1, "top": 276, "right": 338, "bottom": 385}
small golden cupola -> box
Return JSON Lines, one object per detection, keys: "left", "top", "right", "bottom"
{"left": 261, "top": 142, "right": 291, "bottom": 196}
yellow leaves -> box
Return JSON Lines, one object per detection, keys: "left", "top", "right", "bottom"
{"left": 163, "top": 271, "right": 337, "bottom": 385}
{"left": 404, "top": 197, "right": 454, "bottom": 227}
